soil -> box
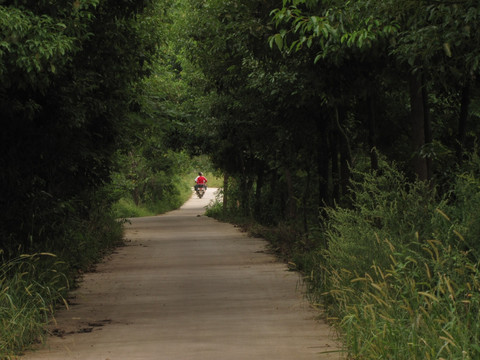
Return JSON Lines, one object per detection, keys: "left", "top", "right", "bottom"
{"left": 21, "top": 189, "right": 341, "bottom": 360}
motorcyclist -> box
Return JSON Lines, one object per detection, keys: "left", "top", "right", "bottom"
{"left": 194, "top": 172, "right": 208, "bottom": 192}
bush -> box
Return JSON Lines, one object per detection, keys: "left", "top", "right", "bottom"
{"left": 205, "top": 198, "right": 224, "bottom": 219}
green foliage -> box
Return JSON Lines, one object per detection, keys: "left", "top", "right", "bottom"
{"left": 270, "top": 0, "right": 399, "bottom": 62}
{"left": 113, "top": 198, "right": 153, "bottom": 218}
{"left": 57, "top": 196, "right": 124, "bottom": 272}
{"left": 328, "top": 238, "right": 480, "bottom": 359}
{"left": 438, "top": 152, "right": 480, "bottom": 260}
{"left": 0, "top": 6, "right": 75, "bottom": 84}
{"left": 2, "top": 0, "right": 480, "bottom": 357}
{"left": 0, "top": 0, "right": 156, "bottom": 253}
{"left": 325, "top": 160, "right": 438, "bottom": 277}
{"left": 113, "top": 181, "right": 191, "bottom": 218}
{"left": 0, "top": 253, "right": 69, "bottom": 358}
{"left": 286, "top": 158, "right": 480, "bottom": 359}
{"left": 204, "top": 197, "right": 224, "bottom": 219}
{"left": 171, "top": 0, "right": 480, "bottom": 226}
{"left": 111, "top": 146, "right": 193, "bottom": 218}
{"left": 0, "top": 189, "right": 122, "bottom": 357}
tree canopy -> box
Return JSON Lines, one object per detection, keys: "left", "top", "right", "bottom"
{"left": 0, "top": 0, "right": 162, "bottom": 253}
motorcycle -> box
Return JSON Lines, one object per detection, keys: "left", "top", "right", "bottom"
{"left": 195, "top": 184, "right": 206, "bottom": 198}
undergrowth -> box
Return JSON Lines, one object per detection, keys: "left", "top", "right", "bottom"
{"left": 299, "top": 160, "right": 480, "bottom": 359}
{"left": 0, "top": 191, "right": 124, "bottom": 359}
{"left": 0, "top": 253, "right": 70, "bottom": 359}
{"left": 113, "top": 179, "right": 191, "bottom": 218}
{"left": 207, "top": 157, "right": 480, "bottom": 359}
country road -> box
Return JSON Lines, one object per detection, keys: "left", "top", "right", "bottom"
{"left": 22, "top": 189, "right": 341, "bottom": 360}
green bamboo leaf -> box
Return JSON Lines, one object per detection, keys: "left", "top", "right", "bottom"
{"left": 307, "top": 36, "right": 313, "bottom": 48}
{"left": 274, "top": 34, "right": 283, "bottom": 50}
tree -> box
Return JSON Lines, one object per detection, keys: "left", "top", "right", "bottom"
{"left": 270, "top": 0, "right": 480, "bottom": 182}
{"left": 0, "top": 0, "right": 160, "bottom": 254}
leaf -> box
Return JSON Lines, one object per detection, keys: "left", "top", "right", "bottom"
{"left": 274, "top": 34, "right": 283, "bottom": 50}
{"left": 38, "top": 252, "right": 57, "bottom": 257}
{"left": 321, "top": 25, "right": 328, "bottom": 38}
{"left": 418, "top": 291, "right": 439, "bottom": 302}
{"left": 443, "top": 42, "right": 452, "bottom": 57}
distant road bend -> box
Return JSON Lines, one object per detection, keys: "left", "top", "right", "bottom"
{"left": 22, "top": 188, "right": 340, "bottom": 360}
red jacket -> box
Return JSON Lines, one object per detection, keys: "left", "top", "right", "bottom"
{"left": 196, "top": 176, "right": 207, "bottom": 184}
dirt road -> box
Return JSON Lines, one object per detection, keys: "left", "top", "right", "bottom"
{"left": 22, "top": 189, "right": 341, "bottom": 360}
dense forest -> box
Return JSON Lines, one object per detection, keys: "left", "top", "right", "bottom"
{"left": 1, "top": 0, "right": 480, "bottom": 358}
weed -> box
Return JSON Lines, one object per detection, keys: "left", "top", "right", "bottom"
{"left": 0, "top": 253, "right": 68, "bottom": 358}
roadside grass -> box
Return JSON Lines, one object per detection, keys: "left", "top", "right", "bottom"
{"left": 0, "top": 253, "right": 69, "bottom": 359}
{"left": 324, "top": 237, "right": 480, "bottom": 360}
{"left": 113, "top": 197, "right": 159, "bottom": 218}
{"left": 0, "top": 196, "right": 124, "bottom": 359}
{"left": 147, "top": 182, "right": 192, "bottom": 214}
{"left": 205, "top": 191, "right": 256, "bottom": 226}
{"left": 204, "top": 198, "right": 223, "bottom": 218}
{"left": 292, "top": 165, "right": 480, "bottom": 359}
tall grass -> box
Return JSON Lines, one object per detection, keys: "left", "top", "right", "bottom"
{"left": 326, "top": 235, "right": 480, "bottom": 359}
{"left": 0, "top": 189, "right": 124, "bottom": 358}
{"left": 298, "top": 159, "right": 480, "bottom": 359}
{"left": 0, "top": 253, "right": 69, "bottom": 359}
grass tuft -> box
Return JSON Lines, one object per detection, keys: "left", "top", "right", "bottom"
{"left": 0, "top": 254, "right": 69, "bottom": 358}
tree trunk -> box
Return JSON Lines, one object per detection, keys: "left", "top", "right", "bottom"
{"left": 318, "top": 148, "right": 330, "bottom": 207}
{"left": 241, "top": 175, "right": 252, "bottom": 217}
{"left": 330, "top": 130, "right": 340, "bottom": 202}
{"left": 132, "top": 188, "right": 140, "bottom": 206}
{"left": 254, "top": 166, "right": 264, "bottom": 221}
{"left": 422, "top": 75, "right": 432, "bottom": 180}
{"left": 302, "top": 168, "right": 311, "bottom": 234}
{"left": 457, "top": 81, "right": 471, "bottom": 160}
{"left": 223, "top": 173, "right": 229, "bottom": 214}
{"left": 284, "top": 167, "right": 296, "bottom": 220}
{"left": 409, "top": 73, "right": 428, "bottom": 181}
{"left": 316, "top": 114, "right": 330, "bottom": 207}
{"left": 368, "top": 93, "right": 379, "bottom": 171}
{"left": 338, "top": 106, "right": 351, "bottom": 197}
{"left": 269, "top": 171, "right": 280, "bottom": 222}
